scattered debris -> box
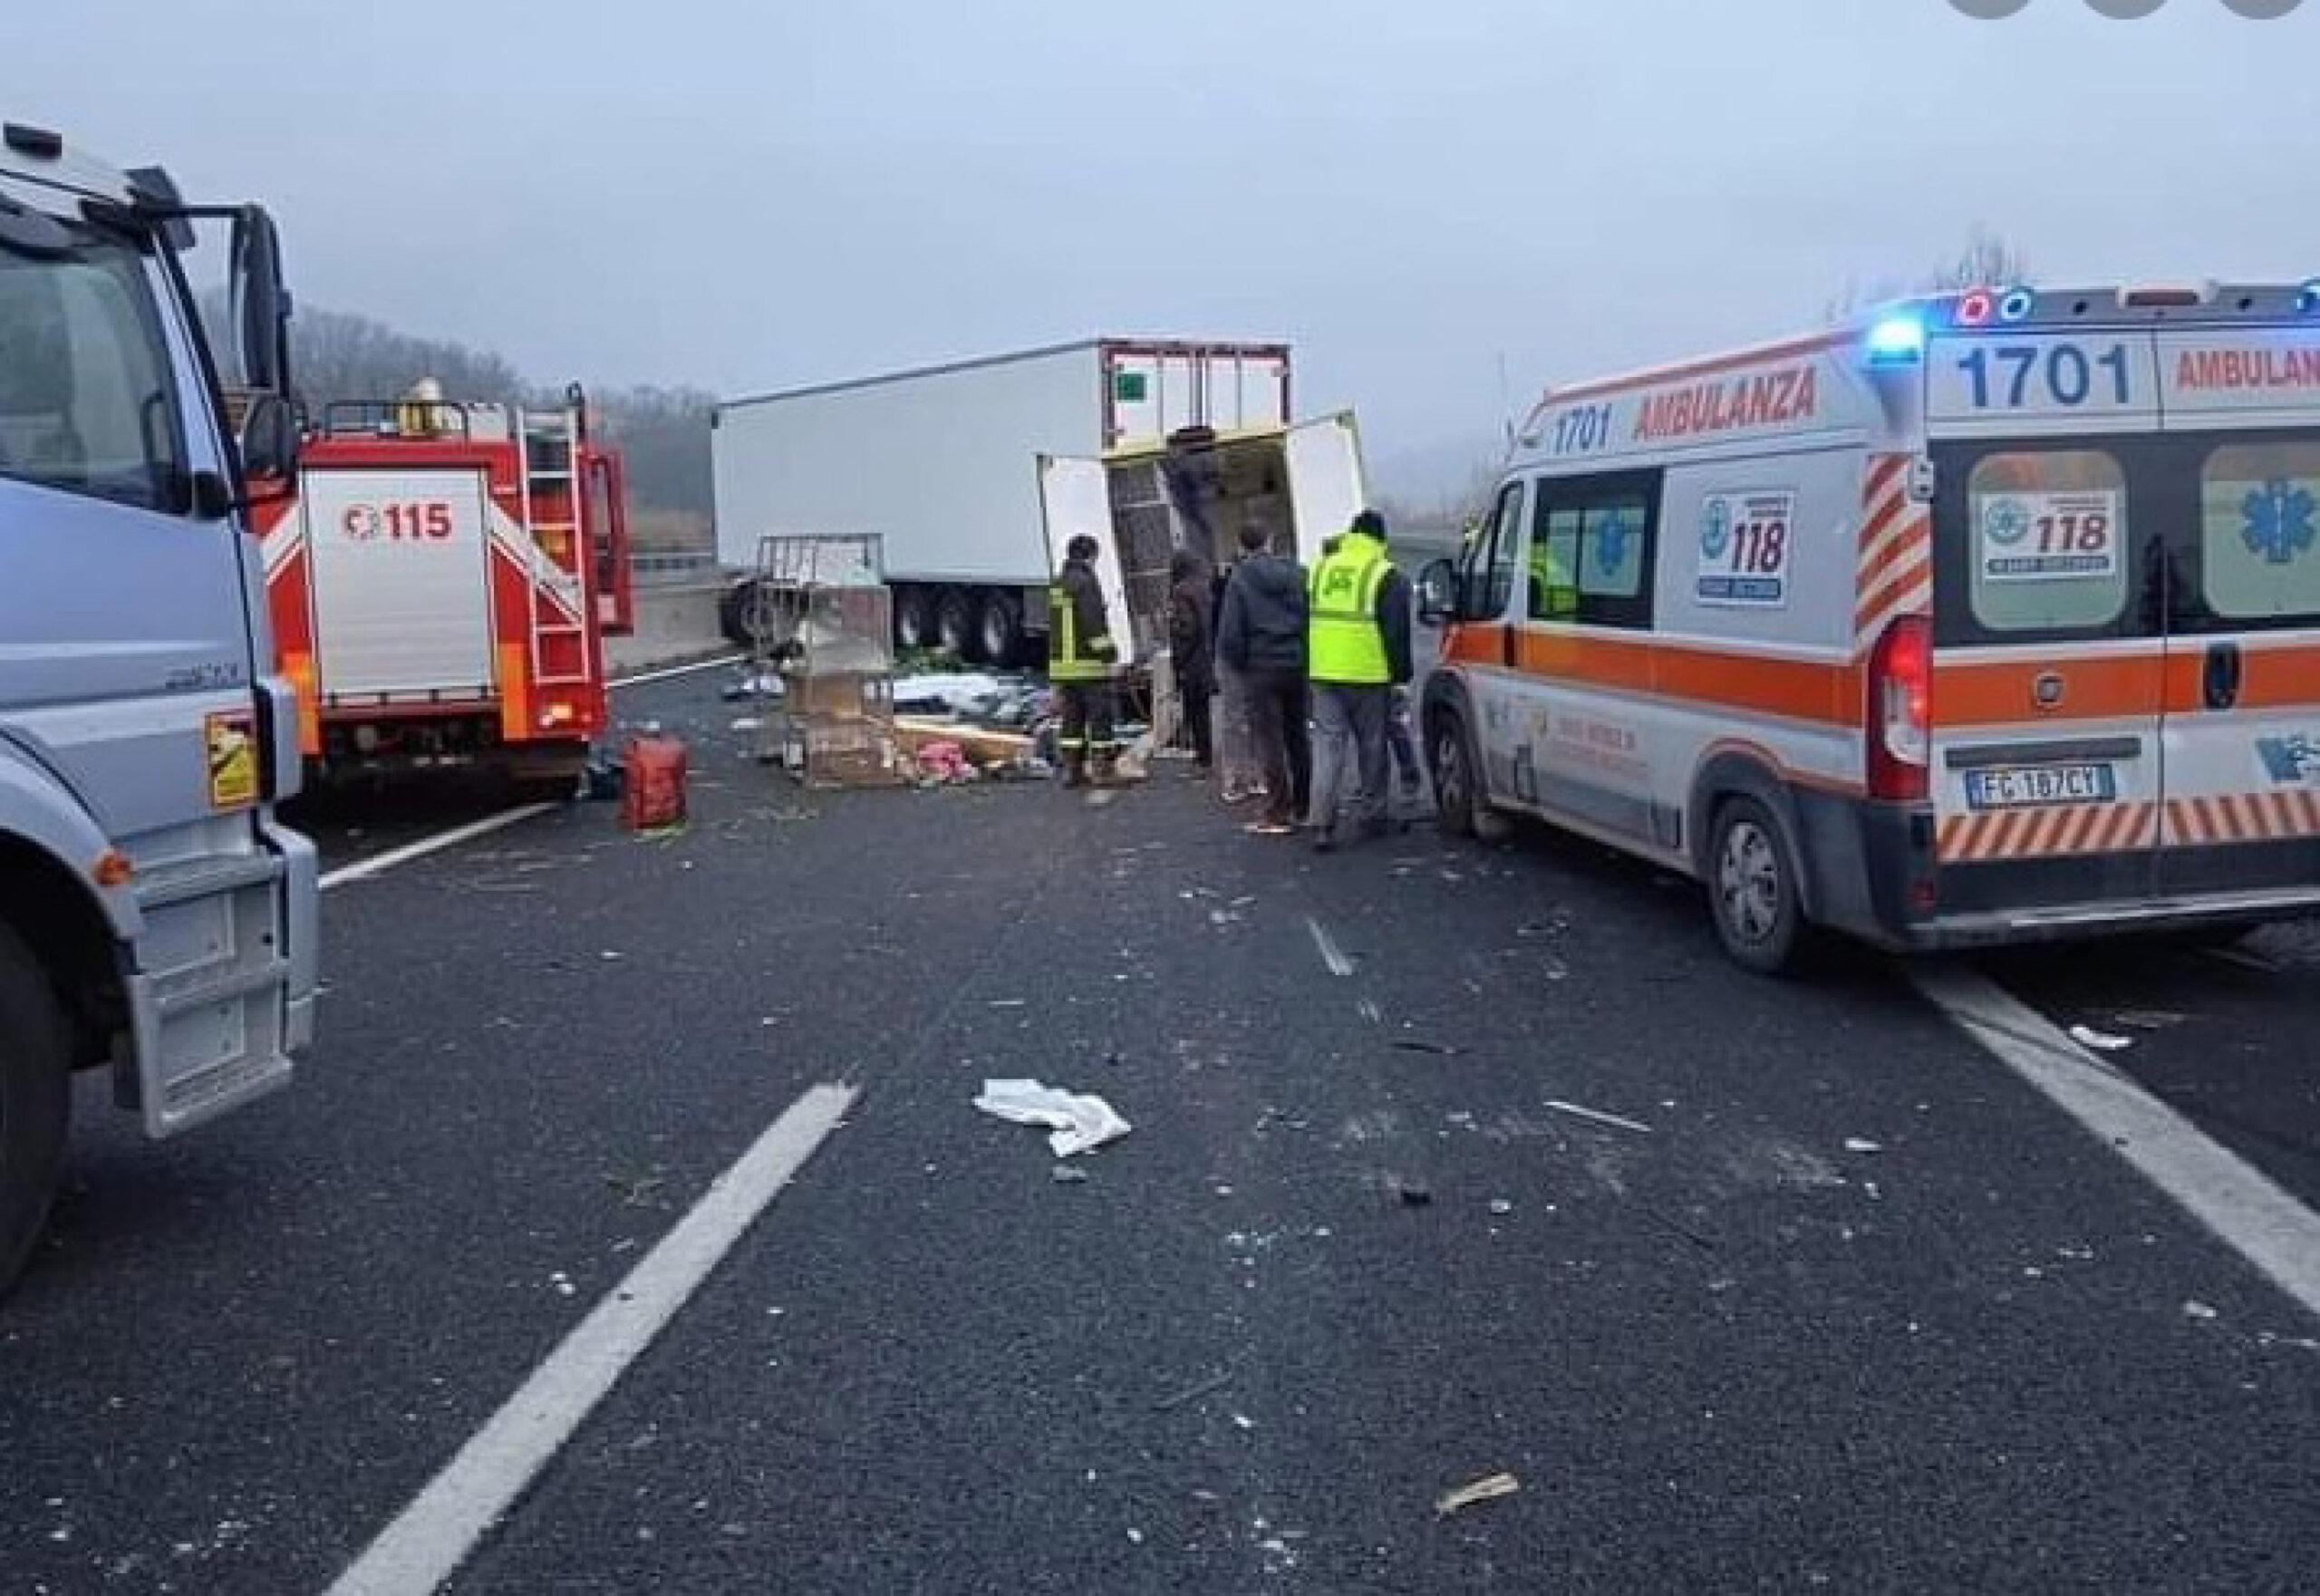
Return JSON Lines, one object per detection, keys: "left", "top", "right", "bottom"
{"left": 547, "top": 1271, "right": 576, "bottom": 1298}
{"left": 974, "top": 1078, "right": 1132, "bottom": 1157}
{"left": 1542, "top": 1099, "right": 1653, "bottom": 1136}
{"left": 1435, "top": 1472, "right": 1521, "bottom": 1518}
{"left": 1395, "top": 1178, "right": 1434, "bottom": 1206}
{"left": 1488, "top": 1198, "right": 1513, "bottom": 1216}
{"left": 1305, "top": 916, "right": 1356, "bottom": 977}
{"left": 720, "top": 670, "right": 786, "bottom": 701}
{"left": 2183, "top": 1299, "right": 2220, "bottom": 1322}
{"left": 1843, "top": 1137, "right": 1884, "bottom": 1155}
{"left": 1126, "top": 1527, "right": 1145, "bottom": 1546}
{"left": 1154, "top": 1370, "right": 1234, "bottom": 1411}
{"left": 1231, "top": 1412, "right": 1256, "bottom": 1431}
{"left": 1389, "top": 1039, "right": 1463, "bottom": 1057}
{"left": 2069, "top": 1023, "right": 2133, "bottom": 1052}
{"left": 2111, "top": 1010, "right": 2189, "bottom": 1032}
{"left": 728, "top": 717, "right": 762, "bottom": 733}
{"left": 987, "top": 998, "right": 1027, "bottom": 1009}
{"left": 1358, "top": 998, "right": 1383, "bottom": 1025}
{"left": 1050, "top": 1166, "right": 1089, "bottom": 1185}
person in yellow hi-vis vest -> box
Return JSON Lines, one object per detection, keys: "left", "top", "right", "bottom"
{"left": 1304, "top": 509, "right": 1414, "bottom": 852}
{"left": 1049, "top": 534, "right": 1121, "bottom": 788}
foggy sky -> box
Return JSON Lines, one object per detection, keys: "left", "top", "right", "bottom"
{"left": 16, "top": 0, "right": 2319, "bottom": 495}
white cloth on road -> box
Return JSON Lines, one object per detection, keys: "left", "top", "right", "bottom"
{"left": 973, "top": 1079, "right": 1133, "bottom": 1157}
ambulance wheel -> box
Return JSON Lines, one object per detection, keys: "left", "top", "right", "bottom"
{"left": 1709, "top": 797, "right": 1805, "bottom": 975}
{"left": 0, "top": 923, "right": 72, "bottom": 1299}
{"left": 1429, "top": 708, "right": 1507, "bottom": 843}
{"left": 935, "top": 588, "right": 978, "bottom": 663}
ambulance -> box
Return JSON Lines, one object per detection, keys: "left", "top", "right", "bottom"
{"left": 1418, "top": 282, "right": 2320, "bottom": 972}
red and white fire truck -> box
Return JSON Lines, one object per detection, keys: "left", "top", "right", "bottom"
{"left": 254, "top": 385, "right": 633, "bottom": 788}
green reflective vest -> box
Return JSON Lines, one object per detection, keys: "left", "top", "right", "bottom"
{"left": 1308, "top": 534, "right": 1391, "bottom": 685}
{"left": 1049, "top": 576, "right": 1115, "bottom": 682}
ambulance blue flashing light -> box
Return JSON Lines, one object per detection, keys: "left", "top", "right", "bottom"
{"left": 1999, "top": 287, "right": 2036, "bottom": 323}
{"left": 1866, "top": 314, "right": 1928, "bottom": 367}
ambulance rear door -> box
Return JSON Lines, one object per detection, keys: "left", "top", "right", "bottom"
{"left": 2151, "top": 324, "right": 2320, "bottom": 902}
{"left": 1923, "top": 328, "right": 2170, "bottom": 921}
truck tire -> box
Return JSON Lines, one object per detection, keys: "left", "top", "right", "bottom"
{"left": 1708, "top": 796, "right": 1808, "bottom": 976}
{"left": 894, "top": 585, "right": 935, "bottom": 654}
{"left": 977, "top": 590, "right": 1025, "bottom": 667}
{"left": 936, "top": 587, "right": 978, "bottom": 663}
{"left": 0, "top": 922, "right": 72, "bottom": 1299}
{"left": 718, "top": 581, "right": 754, "bottom": 646}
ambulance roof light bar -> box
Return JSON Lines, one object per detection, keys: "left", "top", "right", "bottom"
{"left": 1865, "top": 314, "right": 1927, "bottom": 367}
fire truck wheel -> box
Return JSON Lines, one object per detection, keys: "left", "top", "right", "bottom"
{"left": 935, "top": 588, "right": 978, "bottom": 663}
{"left": 0, "top": 922, "right": 72, "bottom": 1299}
{"left": 1708, "top": 796, "right": 1806, "bottom": 975}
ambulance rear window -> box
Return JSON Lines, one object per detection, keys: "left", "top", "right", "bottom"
{"left": 1966, "top": 449, "right": 2129, "bottom": 634}
{"left": 2199, "top": 441, "right": 2320, "bottom": 621}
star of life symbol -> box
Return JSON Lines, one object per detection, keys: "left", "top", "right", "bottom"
{"left": 1983, "top": 497, "right": 2031, "bottom": 547}
{"left": 2240, "top": 479, "right": 2316, "bottom": 566}
{"left": 1699, "top": 498, "right": 1732, "bottom": 561}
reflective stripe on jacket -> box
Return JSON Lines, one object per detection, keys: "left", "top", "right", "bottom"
{"left": 1049, "top": 562, "right": 1116, "bottom": 682}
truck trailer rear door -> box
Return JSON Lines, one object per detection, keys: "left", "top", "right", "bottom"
{"left": 1035, "top": 453, "right": 1137, "bottom": 667}
{"left": 1284, "top": 411, "right": 1366, "bottom": 564}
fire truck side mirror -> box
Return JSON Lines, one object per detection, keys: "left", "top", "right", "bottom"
{"left": 236, "top": 392, "right": 299, "bottom": 501}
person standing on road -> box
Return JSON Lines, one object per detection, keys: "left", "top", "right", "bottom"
{"left": 1167, "top": 549, "right": 1215, "bottom": 773}
{"left": 1304, "top": 509, "right": 1412, "bottom": 852}
{"left": 1049, "top": 534, "right": 1119, "bottom": 788}
{"left": 1216, "top": 522, "right": 1311, "bottom": 835}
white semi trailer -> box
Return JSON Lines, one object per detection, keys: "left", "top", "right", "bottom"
{"left": 711, "top": 338, "right": 1364, "bottom": 663}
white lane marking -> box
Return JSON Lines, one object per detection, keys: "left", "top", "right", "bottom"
{"left": 612, "top": 652, "right": 744, "bottom": 689}
{"left": 1542, "top": 1099, "right": 1654, "bottom": 1137}
{"left": 1912, "top": 964, "right": 2320, "bottom": 1323}
{"left": 318, "top": 805, "right": 556, "bottom": 892}
{"left": 324, "top": 1081, "right": 857, "bottom": 1596}
{"left": 1306, "top": 916, "right": 1355, "bottom": 977}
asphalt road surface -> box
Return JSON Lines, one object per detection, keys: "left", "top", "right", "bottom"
{"left": 4, "top": 663, "right": 2315, "bottom": 1594}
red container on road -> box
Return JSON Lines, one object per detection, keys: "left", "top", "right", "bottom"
{"left": 622, "top": 734, "right": 689, "bottom": 831}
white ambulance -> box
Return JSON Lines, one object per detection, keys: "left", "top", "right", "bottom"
{"left": 1418, "top": 282, "right": 2320, "bottom": 972}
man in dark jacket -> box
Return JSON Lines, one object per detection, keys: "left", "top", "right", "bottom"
{"left": 1049, "top": 534, "right": 1119, "bottom": 787}
{"left": 1216, "top": 524, "right": 1310, "bottom": 834}
{"left": 1167, "top": 549, "right": 1215, "bottom": 771}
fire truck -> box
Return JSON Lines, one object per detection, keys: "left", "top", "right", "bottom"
{"left": 254, "top": 386, "right": 633, "bottom": 788}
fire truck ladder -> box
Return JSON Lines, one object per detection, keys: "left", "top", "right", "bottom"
{"left": 517, "top": 407, "right": 592, "bottom": 688}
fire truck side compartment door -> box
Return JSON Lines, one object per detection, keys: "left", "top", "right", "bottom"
{"left": 301, "top": 467, "right": 498, "bottom": 698}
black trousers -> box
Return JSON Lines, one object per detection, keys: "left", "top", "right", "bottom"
{"left": 1243, "top": 667, "right": 1310, "bottom": 827}
{"left": 1181, "top": 674, "right": 1214, "bottom": 768}
{"left": 1058, "top": 682, "right": 1116, "bottom": 758}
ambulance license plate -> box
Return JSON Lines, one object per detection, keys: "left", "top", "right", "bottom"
{"left": 1964, "top": 764, "right": 2115, "bottom": 809}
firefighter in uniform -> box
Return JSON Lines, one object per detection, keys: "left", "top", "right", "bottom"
{"left": 1049, "top": 534, "right": 1120, "bottom": 787}
{"left": 1305, "top": 509, "right": 1413, "bottom": 850}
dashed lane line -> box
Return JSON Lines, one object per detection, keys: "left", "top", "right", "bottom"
{"left": 317, "top": 805, "right": 556, "bottom": 892}
{"left": 324, "top": 1080, "right": 858, "bottom": 1596}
